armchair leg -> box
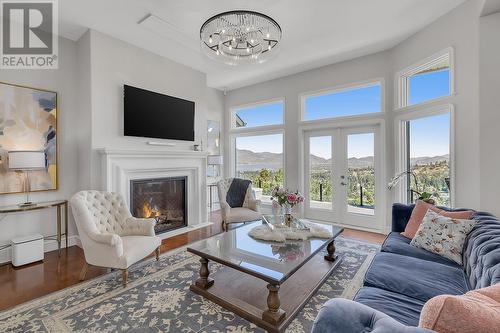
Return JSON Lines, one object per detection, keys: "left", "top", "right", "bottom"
{"left": 222, "top": 220, "right": 227, "bottom": 232}
{"left": 79, "top": 262, "right": 88, "bottom": 281}
{"left": 155, "top": 246, "right": 161, "bottom": 261}
{"left": 122, "top": 269, "right": 128, "bottom": 287}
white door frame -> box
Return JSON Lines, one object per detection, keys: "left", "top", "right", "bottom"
{"left": 301, "top": 123, "right": 385, "bottom": 232}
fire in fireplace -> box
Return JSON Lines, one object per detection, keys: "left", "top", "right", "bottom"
{"left": 130, "top": 177, "right": 187, "bottom": 234}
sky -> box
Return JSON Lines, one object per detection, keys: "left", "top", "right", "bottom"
{"left": 236, "top": 133, "right": 283, "bottom": 153}
{"left": 235, "top": 69, "right": 450, "bottom": 158}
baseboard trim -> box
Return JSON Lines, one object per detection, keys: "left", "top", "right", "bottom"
{"left": 0, "top": 235, "right": 81, "bottom": 265}
{"left": 306, "top": 219, "right": 387, "bottom": 235}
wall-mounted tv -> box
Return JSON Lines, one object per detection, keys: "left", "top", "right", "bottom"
{"left": 124, "top": 85, "right": 195, "bottom": 141}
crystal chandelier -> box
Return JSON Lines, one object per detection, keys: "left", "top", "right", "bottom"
{"left": 200, "top": 10, "right": 282, "bottom": 65}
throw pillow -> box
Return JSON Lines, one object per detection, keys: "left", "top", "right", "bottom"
{"left": 402, "top": 200, "right": 473, "bottom": 239}
{"left": 410, "top": 209, "right": 476, "bottom": 265}
{"left": 419, "top": 284, "right": 500, "bottom": 333}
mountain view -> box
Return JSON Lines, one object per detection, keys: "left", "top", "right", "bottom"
{"left": 236, "top": 150, "right": 450, "bottom": 206}
{"left": 236, "top": 149, "right": 449, "bottom": 170}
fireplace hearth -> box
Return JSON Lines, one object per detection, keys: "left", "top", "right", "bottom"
{"left": 130, "top": 177, "right": 187, "bottom": 234}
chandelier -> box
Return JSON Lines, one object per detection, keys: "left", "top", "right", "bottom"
{"left": 200, "top": 10, "right": 282, "bottom": 65}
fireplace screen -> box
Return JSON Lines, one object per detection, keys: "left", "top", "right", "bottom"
{"left": 130, "top": 177, "right": 187, "bottom": 234}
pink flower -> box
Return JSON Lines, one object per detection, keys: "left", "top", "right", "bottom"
{"left": 287, "top": 194, "right": 297, "bottom": 203}
{"left": 299, "top": 196, "right": 304, "bottom": 203}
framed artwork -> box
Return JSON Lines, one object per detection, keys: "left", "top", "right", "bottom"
{"left": 0, "top": 82, "right": 58, "bottom": 194}
{"left": 206, "top": 120, "right": 220, "bottom": 155}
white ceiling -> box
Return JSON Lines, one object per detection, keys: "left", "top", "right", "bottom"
{"left": 59, "top": 0, "right": 467, "bottom": 90}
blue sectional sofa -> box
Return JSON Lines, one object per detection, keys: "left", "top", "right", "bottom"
{"left": 312, "top": 203, "right": 500, "bottom": 332}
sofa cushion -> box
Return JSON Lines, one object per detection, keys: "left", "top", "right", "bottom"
{"left": 382, "top": 232, "right": 460, "bottom": 267}
{"left": 312, "top": 297, "right": 432, "bottom": 333}
{"left": 402, "top": 200, "right": 473, "bottom": 239}
{"left": 364, "top": 252, "right": 469, "bottom": 302}
{"left": 410, "top": 209, "right": 477, "bottom": 265}
{"left": 419, "top": 284, "right": 500, "bottom": 333}
{"left": 226, "top": 207, "right": 262, "bottom": 223}
{"left": 354, "top": 287, "right": 425, "bottom": 326}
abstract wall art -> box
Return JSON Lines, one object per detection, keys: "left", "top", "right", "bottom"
{"left": 0, "top": 82, "right": 58, "bottom": 194}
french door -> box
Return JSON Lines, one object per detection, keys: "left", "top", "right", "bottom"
{"left": 304, "top": 125, "right": 382, "bottom": 230}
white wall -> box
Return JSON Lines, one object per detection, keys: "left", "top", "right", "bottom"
{"left": 76, "top": 30, "right": 92, "bottom": 191}
{"left": 225, "top": 0, "right": 484, "bottom": 232}
{"left": 85, "top": 30, "right": 225, "bottom": 189}
{"left": 479, "top": 11, "right": 500, "bottom": 217}
{"left": 0, "top": 37, "right": 80, "bottom": 263}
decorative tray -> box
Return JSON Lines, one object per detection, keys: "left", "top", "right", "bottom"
{"left": 262, "top": 214, "right": 310, "bottom": 232}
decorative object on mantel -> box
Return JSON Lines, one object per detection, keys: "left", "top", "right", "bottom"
{"left": 200, "top": 10, "right": 282, "bottom": 65}
{"left": 271, "top": 186, "right": 304, "bottom": 226}
{"left": 0, "top": 82, "right": 58, "bottom": 194}
{"left": 8, "top": 151, "right": 46, "bottom": 207}
{"left": 249, "top": 217, "right": 333, "bottom": 242}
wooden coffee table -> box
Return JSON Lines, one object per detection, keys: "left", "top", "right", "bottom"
{"left": 187, "top": 220, "right": 343, "bottom": 333}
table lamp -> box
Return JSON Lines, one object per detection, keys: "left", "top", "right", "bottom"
{"left": 8, "top": 151, "right": 46, "bottom": 207}
{"left": 207, "top": 155, "right": 223, "bottom": 177}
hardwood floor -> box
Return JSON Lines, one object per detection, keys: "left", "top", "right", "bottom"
{"left": 0, "top": 211, "right": 385, "bottom": 312}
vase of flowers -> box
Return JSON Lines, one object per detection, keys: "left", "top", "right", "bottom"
{"left": 271, "top": 186, "right": 305, "bottom": 226}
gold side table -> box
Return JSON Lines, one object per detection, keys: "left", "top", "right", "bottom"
{"left": 0, "top": 200, "right": 69, "bottom": 257}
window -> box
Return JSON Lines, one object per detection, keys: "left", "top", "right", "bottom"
{"left": 347, "top": 133, "right": 375, "bottom": 215}
{"left": 396, "top": 50, "right": 454, "bottom": 206}
{"left": 233, "top": 100, "right": 283, "bottom": 128}
{"left": 303, "top": 82, "right": 381, "bottom": 121}
{"left": 399, "top": 50, "right": 451, "bottom": 107}
{"left": 309, "top": 136, "right": 333, "bottom": 209}
{"left": 402, "top": 112, "right": 451, "bottom": 206}
{"left": 235, "top": 133, "right": 284, "bottom": 200}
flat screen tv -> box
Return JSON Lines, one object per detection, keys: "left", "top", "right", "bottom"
{"left": 124, "top": 85, "right": 195, "bottom": 141}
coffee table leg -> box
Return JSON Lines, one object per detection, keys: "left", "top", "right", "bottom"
{"left": 324, "top": 240, "right": 338, "bottom": 262}
{"left": 262, "top": 284, "right": 286, "bottom": 325}
{"left": 195, "top": 257, "right": 214, "bottom": 289}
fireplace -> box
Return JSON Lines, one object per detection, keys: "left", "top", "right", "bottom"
{"left": 130, "top": 177, "right": 187, "bottom": 235}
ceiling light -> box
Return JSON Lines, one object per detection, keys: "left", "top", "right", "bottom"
{"left": 200, "top": 10, "right": 282, "bottom": 66}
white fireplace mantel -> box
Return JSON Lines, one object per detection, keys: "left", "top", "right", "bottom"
{"left": 98, "top": 148, "right": 210, "bottom": 237}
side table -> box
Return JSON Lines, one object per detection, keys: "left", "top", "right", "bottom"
{"left": 0, "top": 200, "right": 69, "bottom": 258}
{"left": 207, "top": 183, "right": 218, "bottom": 212}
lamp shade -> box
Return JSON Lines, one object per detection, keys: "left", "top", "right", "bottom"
{"left": 207, "top": 155, "right": 223, "bottom": 165}
{"left": 8, "top": 151, "right": 46, "bottom": 170}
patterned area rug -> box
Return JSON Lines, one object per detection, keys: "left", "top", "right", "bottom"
{"left": 0, "top": 237, "right": 379, "bottom": 333}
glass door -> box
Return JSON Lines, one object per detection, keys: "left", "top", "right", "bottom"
{"left": 340, "top": 127, "right": 379, "bottom": 228}
{"left": 304, "top": 131, "right": 336, "bottom": 222}
{"left": 304, "top": 125, "right": 381, "bottom": 229}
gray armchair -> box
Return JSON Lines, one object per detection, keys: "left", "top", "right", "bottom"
{"left": 217, "top": 178, "right": 261, "bottom": 231}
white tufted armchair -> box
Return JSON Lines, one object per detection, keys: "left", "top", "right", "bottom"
{"left": 70, "top": 190, "right": 162, "bottom": 287}
{"left": 217, "top": 178, "right": 262, "bottom": 231}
